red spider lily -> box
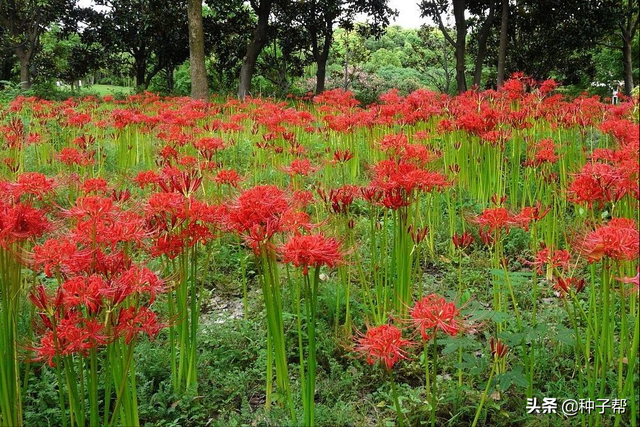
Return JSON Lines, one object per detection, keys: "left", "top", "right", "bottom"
{"left": 355, "top": 324, "right": 413, "bottom": 370}
{"left": 408, "top": 225, "right": 429, "bottom": 244}
{"left": 490, "top": 194, "right": 508, "bottom": 206}
{"left": 113, "top": 265, "right": 165, "bottom": 304}
{"left": 61, "top": 275, "right": 105, "bottom": 313}
{"left": 115, "top": 306, "right": 164, "bottom": 344}
{"left": 317, "top": 185, "right": 359, "bottom": 215}
{"left": 279, "top": 210, "right": 313, "bottom": 234}
{"left": 524, "top": 138, "right": 559, "bottom": 167}
{"left": 554, "top": 276, "right": 586, "bottom": 296}
{"left": 158, "top": 169, "right": 202, "bottom": 196}
{"left": 616, "top": 268, "right": 639, "bottom": 294}
{"left": 214, "top": 169, "right": 242, "bottom": 188}
{"left": 282, "top": 158, "right": 317, "bottom": 177}
{"left": 528, "top": 245, "right": 571, "bottom": 274}
{"left": 0, "top": 201, "right": 51, "bottom": 246}
{"left": 490, "top": 337, "right": 508, "bottom": 359}
{"left": 471, "top": 207, "right": 517, "bottom": 233}
{"left": 133, "top": 170, "right": 161, "bottom": 189}
{"left": 81, "top": 178, "right": 109, "bottom": 195}
{"left": 64, "top": 195, "right": 116, "bottom": 222}
{"left": 58, "top": 147, "right": 94, "bottom": 166}
{"left": 370, "top": 160, "right": 450, "bottom": 198}
{"left": 279, "top": 233, "right": 343, "bottom": 275}
{"left": 11, "top": 172, "right": 57, "bottom": 199}
{"left": 567, "top": 163, "right": 627, "bottom": 208}
{"left": 452, "top": 231, "right": 474, "bottom": 250}
{"left": 226, "top": 185, "right": 289, "bottom": 233}
{"left": 34, "top": 312, "right": 109, "bottom": 367}
{"left": 333, "top": 149, "right": 354, "bottom": 163}
{"left": 579, "top": 218, "right": 639, "bottom": 262}
{"left": 292, "top": 190, "right": 315, "bottom": 209}
{"left": 194, "top": 136, "right": 225, "bottom": 154}
{"left": 410, "top": 294, "right": 460, "bottom": 341}
{"left": 513, "top": 203, "right": 551, "bottom": 231}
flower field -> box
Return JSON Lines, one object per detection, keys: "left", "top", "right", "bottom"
{"left": 1, "top": 78, "right": 639, "bottom": 427}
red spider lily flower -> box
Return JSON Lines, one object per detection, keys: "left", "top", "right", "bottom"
{"left": 408, "top": 225, "right": 429, "bottom": 244}
{"left": 318, "top": 185, "right": 360, "bottom": 215}
{"left": 280, "top": 210, "right": 313, "bottom": 234}
{"left": 554, "top": 277, "right": 586, "bottom": 296}
{"left": 0, "top": 202, "right": 51, "bottom": 246}
{"left": 226, "top": 185, "right": 289, "bottom": 233}
{"left": 113, "top": 265, "right": 165, "bottom": 304}
{"left": 81, "top": 178, "right": 109, "bottom": 194}
{"left": 526, "top": 138, "right": 559, "bottom": 166}
{"left": 279, "top": 233, "right": 343, "bottom": 275}
{"left": 158, "top": 169, "right": 202, "bottom": 196}
{"left": 567, "top": 163, "right": 626, "bottom": 208}
{"left": 58, "top": 147, "right": 94, "bottom": 166}
{"left": 410, "top": 294, "right": 460, "bottom": 341}
{"left": 133, "top": 170, "right": 161, "bottom": 189}
{"left": 370, "top": 159, "right": 450, "bottom": 200}
{"left": 150, "top": 234, "right": 184, "bottom": 259}
{"left": 513, "top": 203, "right": 551, "bottom": 231}
{"left": 64, "top": 195, "right": 116, "bottom": 222}
{"left": 292, "top": 190, "right": 315, "bottom": 209}
{"left": 528, "top": 245, "right": 571, "bottom": 275}
{"left": 116, "top": 306, "right": 164, "bottom": 344}
{"left": 61, "top": 275, "right": 104, "bottom": 313}
{"left": 12, "top": 172, "right": 57, "bottom": 199}
{"left": 490, "top": 194, "right": 508, "bottom": 206}
{"left": 579, "top": 218, "right": 639, "bottom": 263}
{"left": 471, "top": 207, "right": 516, "bottom": 233}
{"left": 355, "top": 324, "right": 413, "bottom": 370}
{"left": 490, "top": 337, "right": 508, "bottom": 359}
{"left": 194, "top": 136, "right": 226, "bottom": 154}
{"left": 452, "top": 231, "right": 474, "bottom": 250}
{"left": 282, "top": 158, "right": 317, "bottom": 177}
{"left": 479, "top": 229, "right": 494, "bottom": 246}
{"left": 32, "top": 237, "right": 79, "bottom": 277}
{"left": 215, "top": 169, "right": 242, "bottom": 188}
{"left": 616, "top": 268, "right": 640, "bottom": 294}
{"left": 333, "top": 149, "right": 354, "bottom": 163}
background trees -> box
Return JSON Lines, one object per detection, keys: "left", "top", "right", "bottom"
{"left": 0, "top": 0, "right": 637, "bottom": 100}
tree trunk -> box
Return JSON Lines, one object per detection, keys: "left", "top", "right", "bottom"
{"left": 316, "top": 54, "right": 328, "bottom": 94}
{"left": 472, "top": 0, "right": 497, "bottom": 88}
{"left": 453, "top": 0, "right": 467, "bottom": 93}
{"left": 238, "top": 0, "right": 272, "bottom": 100}
{"left": 188, "top": 0, "right": 209, "bottom": 100}
{"left": 622, "top": 32, "right": 634, "bottom": 96}
{"left": 315, "top": 35, "right": 332, "bottom": 94}
{"left": 16, "top": 48, "right": 31, "bottom": 89}
{"left": 135, "top": 58, "right": 146, "bottom": 89}
{"left": 496, "top": 0, "right": 509, "bottom": 87}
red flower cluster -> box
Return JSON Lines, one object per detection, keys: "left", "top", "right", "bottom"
{"left": 279, "top": 233, "right": 343, "bottom": 275}
{"left": 410, "top": 294, "right": 460, "bottom": 341}
{"left": 355, "top": 324, "right": 413, "bottom": 370}
{"left": 579, "top": 218, "right": 639, "bottom": 263}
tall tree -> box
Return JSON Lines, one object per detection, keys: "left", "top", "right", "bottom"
{"left": 238, "top": 0, "right": 273, "bottom": 99}
{"left": 0, "top": 0, "right": 77, "bottom": 88}
{"left": 188, "top": 0, "right": 208, "bottom": 99}
{"left": 468, "top": 0, "right": 498, "bottom": 87}
{"left": 288, "top": 0, "right": 395, "bottom": 94}
{"left": 496, "top": 0, "right": 508, "bottom": 87}
{"left": 91, "top": 0, "right": 192, "bottom": 90}
{"left": 619, "top": 0, "right": 638, "bottom": 94}
{"left": 420, "top": 0, "right": 468, "bottom": 92}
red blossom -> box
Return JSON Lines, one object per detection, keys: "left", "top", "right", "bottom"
{"left": 355, "top": 324, "right": 413, "bottom": 370}
{"left": 410, "top": 294, "right": 460, "bottom": 341}
{"left": 279, "top": 233, "right": 343, "bottom": 275}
